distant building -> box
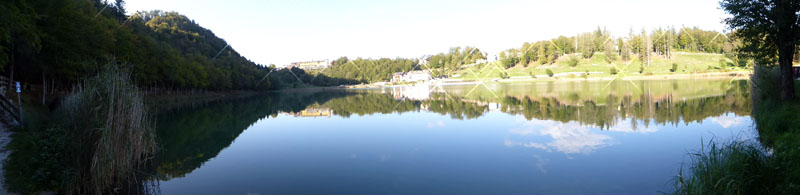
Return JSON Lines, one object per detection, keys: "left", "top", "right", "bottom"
{"left": 288, "top": 59, "right": 332, "bottom": 70}
{"left": 391, "top": 70, "right": 432, "bottom": 83}
{"left": 286, "top": 108, "right": 332, "bottom": 118}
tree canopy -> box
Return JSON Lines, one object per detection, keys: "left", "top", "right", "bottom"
{"left": 0, "top": 0, "right": 276, "bottom": 91}
{"left": 721, "top": 0, "right": 799, "bottom": 100}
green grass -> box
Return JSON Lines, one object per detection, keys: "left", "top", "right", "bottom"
{"left": 453, "top": 52, "right": 749, "bottom": 80}
{"left": 672, "top": 66, "right": 800, "bottom": 194}
{"left": 673, "top": 140, "right": 776, "bottom": 195}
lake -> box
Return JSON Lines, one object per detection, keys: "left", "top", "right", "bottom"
{"left": 151, "top": 78, "right": 753, "bottom": 194}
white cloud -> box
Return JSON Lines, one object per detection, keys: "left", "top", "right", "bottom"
{"left": 426, "top": 120, "right": 446, "bottom": 128}
{"left": 711, "top": 115, "right": 747, "bottom": 128}
{"left": 534, "top": 155, "right": 549, "bottom": 174}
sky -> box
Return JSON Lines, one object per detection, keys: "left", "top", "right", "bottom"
{"left": 125, "top": 0, "right": 728, "bottom": 66}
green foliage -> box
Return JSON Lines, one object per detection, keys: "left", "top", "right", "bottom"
{"left": 671, "top": 63, "right": 678, "bottom": 72}
{"left": 566, "top": 55, "right": 580, "bottom": 67}
{"left": 499, "top": 72, "right": 509, "bottom": 79}
{"left": 610, "top": 67, "right": 618, "bottom": 75}
{"left": 4, "top": 66, "right": 157, "bottom": 194}
{"left": 427, "top": 47, "right": 486, "bottom": 75}
{"left": 322, "top": 57, "right": 418, "bottom": 84}
{"left": 673, "top": 140, "right": 777, "bottom": 195}
{"left": 674, "top": 69, "right": 800, "bottom": 195}
{"left": 546, "top": 69, "right": 554, "bottom": 77}
{"left": 0, "top": 1, "right": 273, "bottom": 91}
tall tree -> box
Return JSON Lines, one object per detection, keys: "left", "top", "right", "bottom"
{"left": 721, "top": 0, "right": 799, "bottom": 100}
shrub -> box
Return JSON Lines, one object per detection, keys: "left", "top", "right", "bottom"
{"left": 546, "top": 69, "right": 554, "bottom": 77}
{"left": 671, "top": 63, "right": 678, "bottom": 72}
{"left": 644, "top": 72, "right": 654, "bottom": 76}
{"left": 581, "top": 73, "right": 588, "bottom": 79}
{"left": 610, "top": 67, "right": 618, "bottom": 75}
{"left": 567, "top": 56, "right": 580, "bottom": 67}
{"left": 498, "top": 72, "right": 509, "bottom": 79}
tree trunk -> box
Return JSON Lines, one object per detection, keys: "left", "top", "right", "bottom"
{"left": 778, "top": 33, "right": 796, "bottom": 101}
{"left": 775, "top": 0, "right": 797, "bottom": 101}
{"left": 42, "top": 71, "right": 46, "bottom": 105}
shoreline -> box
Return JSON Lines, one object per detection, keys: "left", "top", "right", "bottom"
{"left": 346, "top": 71, "right": 751, "bottom": 89}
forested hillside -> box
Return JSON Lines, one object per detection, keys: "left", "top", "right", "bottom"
{"left": 498, "top": 27, "right": 738, "bottom": 68}
{"left": 0, "top": 0, "right": 276, "bottom": 91}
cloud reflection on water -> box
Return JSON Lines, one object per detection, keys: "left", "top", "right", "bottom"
{"left": 506, "top": 118, "right": 612, "bottom": 154}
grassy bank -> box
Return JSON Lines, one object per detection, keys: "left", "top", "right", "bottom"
{"left": 672, "top": 66, "right": 800, "bottom": 194}
{"left": 3, "top": 66, "right": 157, "bottom": 194}
{"left": 453, "top": 52, "right": 749, "bottom": 80}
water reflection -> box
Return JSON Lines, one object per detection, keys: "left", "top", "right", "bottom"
{"left": 151, "top": 79, "right": 752, "bottom": 193}
{"left": 506, "top": 120, "right": 613, "bottom": 154}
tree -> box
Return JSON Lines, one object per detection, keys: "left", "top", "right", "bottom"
{"left": 721, "top": 0, "right": 799, "bottom": 100}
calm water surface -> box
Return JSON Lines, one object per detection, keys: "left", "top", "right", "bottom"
{"left": 152, "top": 79, "right": 753, "bottom": 194}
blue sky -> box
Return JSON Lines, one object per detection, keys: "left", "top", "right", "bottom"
{"left": 125, "top": 0, "right": 727, "bottom": 66}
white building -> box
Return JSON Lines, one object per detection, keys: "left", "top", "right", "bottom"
{"left": 288, "top": 59, "right": 332, "bottom": 70}
{"left": 391, "top": 70, "right": 433, "bottom": 83}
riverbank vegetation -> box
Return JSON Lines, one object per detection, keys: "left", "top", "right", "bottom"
{"left": 673, "top": 66, "right": 800, "bottom": 194}
{"left": 671, "top": 1, "right": 800, "bottom": 194}
{"left": 4, "top": 66, "right": 157, "bottom": 194}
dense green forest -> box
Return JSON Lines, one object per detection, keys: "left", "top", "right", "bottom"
{"left": 321, "top": 57, "right": 419, "bottom": 84}
{"left": 0, "top": 0, "right": 315, "bottom": 91}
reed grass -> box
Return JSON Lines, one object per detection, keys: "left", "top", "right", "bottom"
{"left": 55, "top": 65, "right": 157, "bottom": 194}
{"left": 672, "top": 140, "right": 776, "bottom": 195}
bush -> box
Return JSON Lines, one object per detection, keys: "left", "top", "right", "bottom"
{"left": 546, "top": 69, "right": 554, "bottom": 77}
{"left": 581, "top": 73, "right": 588, "bottom": 79}
{"left": 566, "top": 56, "right": 580, "bottom": 67}
{"left": 644, "top": 72, "right": 654, "bottom": 76}
{"left": 671, "top": 63, "right": 678, "bottom": 72}
{"left": 498, "top": 72, "right": 509, "bottom": 79}
{"left": 610, "top": 67, "right": 618, "bottom": 75}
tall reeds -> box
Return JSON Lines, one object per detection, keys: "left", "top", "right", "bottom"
{"left": 672, "top": 140, "right": 775, "bottom": 195}
{"left": 55, "top": 65, "right": 157, "bottom": 194}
